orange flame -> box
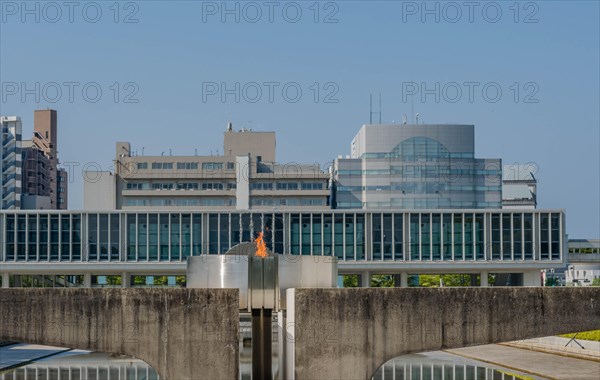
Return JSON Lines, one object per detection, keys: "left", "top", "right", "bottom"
{"left": 255, "top": 232, "right": 268, "bottom": 258}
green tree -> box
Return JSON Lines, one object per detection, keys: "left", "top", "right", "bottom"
{"left": 342, "top": 274, "right": 359, "bottom": 288}
{"left": 371, "top": 275, "right": 394, "bottom": 288}
{"left": 591, "top": 278, "right": 600, "bottom": 287}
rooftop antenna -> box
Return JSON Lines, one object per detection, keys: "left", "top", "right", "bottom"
{"left": 369, "top": 94, "right": 372, "bottom": 124}
{"left": 379, "top": 93, "right": 382, "bottom": 123}
{"left": 403, "top": 114, "right": 407, "bottom": 124}
{"left": 227, "top": 122, "right": 233, "bottom": 132}
{"left": 169, "top": 148, "right": 172, "bottom": 156}
{"left": 369, "top": 93, "right": 382, "bottom": 124}
{"left": 415, "top": 113, "right": 420, "bottom": 124}
{"left": 141, "top": 147, "right": 145, "bottom": 156}
{"left": 195, "top": 148, "right": 198, "bottom": 156}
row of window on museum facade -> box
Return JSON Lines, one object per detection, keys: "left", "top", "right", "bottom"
{"left": 1, "top": 212, "right": 562, "bottom": 262}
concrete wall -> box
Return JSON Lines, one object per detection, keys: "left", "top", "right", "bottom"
{"left": 84, "top": 171, "right": 116, "bottom": 210}
{"left": 0, "top": 288, "right": 239, "bottom": 380}
{"left": 285, "top": 287, "right": 600, "bottom": 380}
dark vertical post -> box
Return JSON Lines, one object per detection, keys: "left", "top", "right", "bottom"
{"left": 252, "top": 308, "right": 272, "bottom": 380}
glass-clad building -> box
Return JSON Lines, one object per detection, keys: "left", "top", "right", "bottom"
{"left": 0, "top": 210, "right": 564, "bottom": 267}
{"left": 333, "top": 124, "right": 502, "bottom": 209}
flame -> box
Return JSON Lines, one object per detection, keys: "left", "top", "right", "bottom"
{"left": 255, "top": 232, "right": 268, "bottom": 258}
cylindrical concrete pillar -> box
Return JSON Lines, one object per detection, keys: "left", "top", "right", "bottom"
{"left": 2, "top": 274, "right": 9, "bottom": 288}
{"left": 400, "top": 273, "right": 408, "bottom": 288}
{"left": 361, "top": 271, "right": 371, "bottom": 288}
{"left": 480, "top": 271, "right": 489, "bottom": 287}
{"left": 122, "top": 272, "right": 130, "bottom": 288}
{"left": 84, "top": 273, "right": 92, "bottom": 288}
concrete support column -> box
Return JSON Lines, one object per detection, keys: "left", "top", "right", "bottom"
{"left": 400, "top": 273, "right": 408, "bottom": 288}
{"left": 84, "top": 273, "right": 92, "bottom": 288}
{"left": 360, "top": 271, "right": 370, "bottom": 288}
{"left": 2, "top": 274, "right": 9, "bottom": 288}
{"left": 480, "top": 271, "right": 489, "bottom": 287}
{"left": 393, "top": 274, "right": 402, "bottom": 288}
{"left": 523, "top": 270, "right": 541, "bottom": 286}
{"left": 122, "top": 272, "right": 130, "bottom": 288}
{"left": 277, "top": 310, "right": 287, "bottom": 380}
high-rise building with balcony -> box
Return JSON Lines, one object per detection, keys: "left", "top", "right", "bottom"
{"left": 1, "top": 110, "right": 68, "bottom": 210}
{"left": 0, "top": 116, "right": 23, "bottom": 210}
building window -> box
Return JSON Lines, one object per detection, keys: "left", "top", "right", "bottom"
{"left": 301, "top": 182, "right": 324, "bottom": 190}
{"left": 202, "top": 183, "right": 224, "bottom": 190}
{"left": 151, "top": 162, "right": 173, "bottom": 170}
{"left": 251, "top": 182, "right": 273, "bottom": 190}
{"left": 177, "top": 162, "right": 199, "bottom": 170}
{"left": 137, "top": 162, "right": 148, "bottom": 170}
{"left": 202, "top": 162, "right": 223, "bottom": 171}
{"left": 276, "top": 182, "right": 299, "bottom": 190}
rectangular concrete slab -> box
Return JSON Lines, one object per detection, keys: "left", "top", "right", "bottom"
{"left": 286, "top": 287, "right": 600, "bottom": 380}
{"left": 0, "top": 288, "right": 239, "bottom": 380}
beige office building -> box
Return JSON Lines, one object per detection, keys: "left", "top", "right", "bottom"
{"left": 84, "top": 124, "right": 330, "bottom": 211}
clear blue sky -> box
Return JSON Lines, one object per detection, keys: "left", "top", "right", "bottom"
{"left": 1, "top": 1, "right": 598, "bottom": 237}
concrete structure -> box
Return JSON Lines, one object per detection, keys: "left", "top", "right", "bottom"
{"left": 0, "top": 209, "right": 566, "bottom": 287}
{"left": 1, "top": 110, "right": 68, "bottom": 210}
{"left": 85, "top": 124, "right": 329, "bottom": 211}
{"left": 24, "top": 109, "right": 67, "bottom": 210}
{"left": 565, "top": 239, "right": 600, "bottom": 286}
{"left": 502, "top": 164, "right": 537, "bottom": 209}
{"left": 0, "top": 288, "right": 239, "bottom": 380}
{"left": 333, "top": 124, "right": 502, "bottom": 209}
{"left": 283, "top": 287, "right": 600, "bottom": 379}
{"left": 0, "top": 116, "right": 23, "bottom": 210}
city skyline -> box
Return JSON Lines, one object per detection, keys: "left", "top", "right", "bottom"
{"left": 1, "top": 1, "right": 598, "bottom": 238}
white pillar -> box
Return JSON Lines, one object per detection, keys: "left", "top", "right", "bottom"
{"left": 523, "top": 270, "right": 541, "bottom": 286}
{"left": 122, "top": 272, "right": 130, "bottom": 288}
{"left": 400, "top": 273, "right": 408, "bottom": 288}
{"left": 84, "top": 273, "right": 92, "bottom": 288}
{"left": 361, "top": 271, "right": 371, "bottom": 288}
{"left": 480, "top": 271, "right": 489, "bottom": 287}
{"left": 2, "top": 274, "right": 9, "bottom": 288}
{"left": 236, "top": 156, "right": 250, "bottom": 210}
{"left": 277, "top": 310, "right": 287, "bottom": 380}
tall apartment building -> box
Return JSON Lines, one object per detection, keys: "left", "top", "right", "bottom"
{"left": 333, "top": 124, "right": 502, "bottom": 209}
{"left": 22, "top": 109, "right": 67, "bottom": 209}
{"left": 84, "top": 124, "right": 329, "bottom": 210}
{"left": 1, "top": 110, "right": 68, "bottom": 210}
{"left": 0, "top": 116, "right": 23, "bottom": 210}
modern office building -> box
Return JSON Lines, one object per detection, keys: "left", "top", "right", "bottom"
{"left": 0, "top": 110, "right": 68, "bottom": 210}
{"left": 84, "top": 124, "right": 329, "bottom": 211}
{"left": 1, "top": 116, "right": 23, "bottom": 210}
{"left": 0, "top": 120, "right": 582, "bottom": 289}
{"left": 502, "top": 164, "right": 537, "bottom": 209}
{"left": 564, "top": 239, "right": 600, "bottom": 286}
{"left": 332, "top": 124, "right": 502, "bottom": 209}
{"left": 0, "top": 209, "right": 566, "bottom": 288}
